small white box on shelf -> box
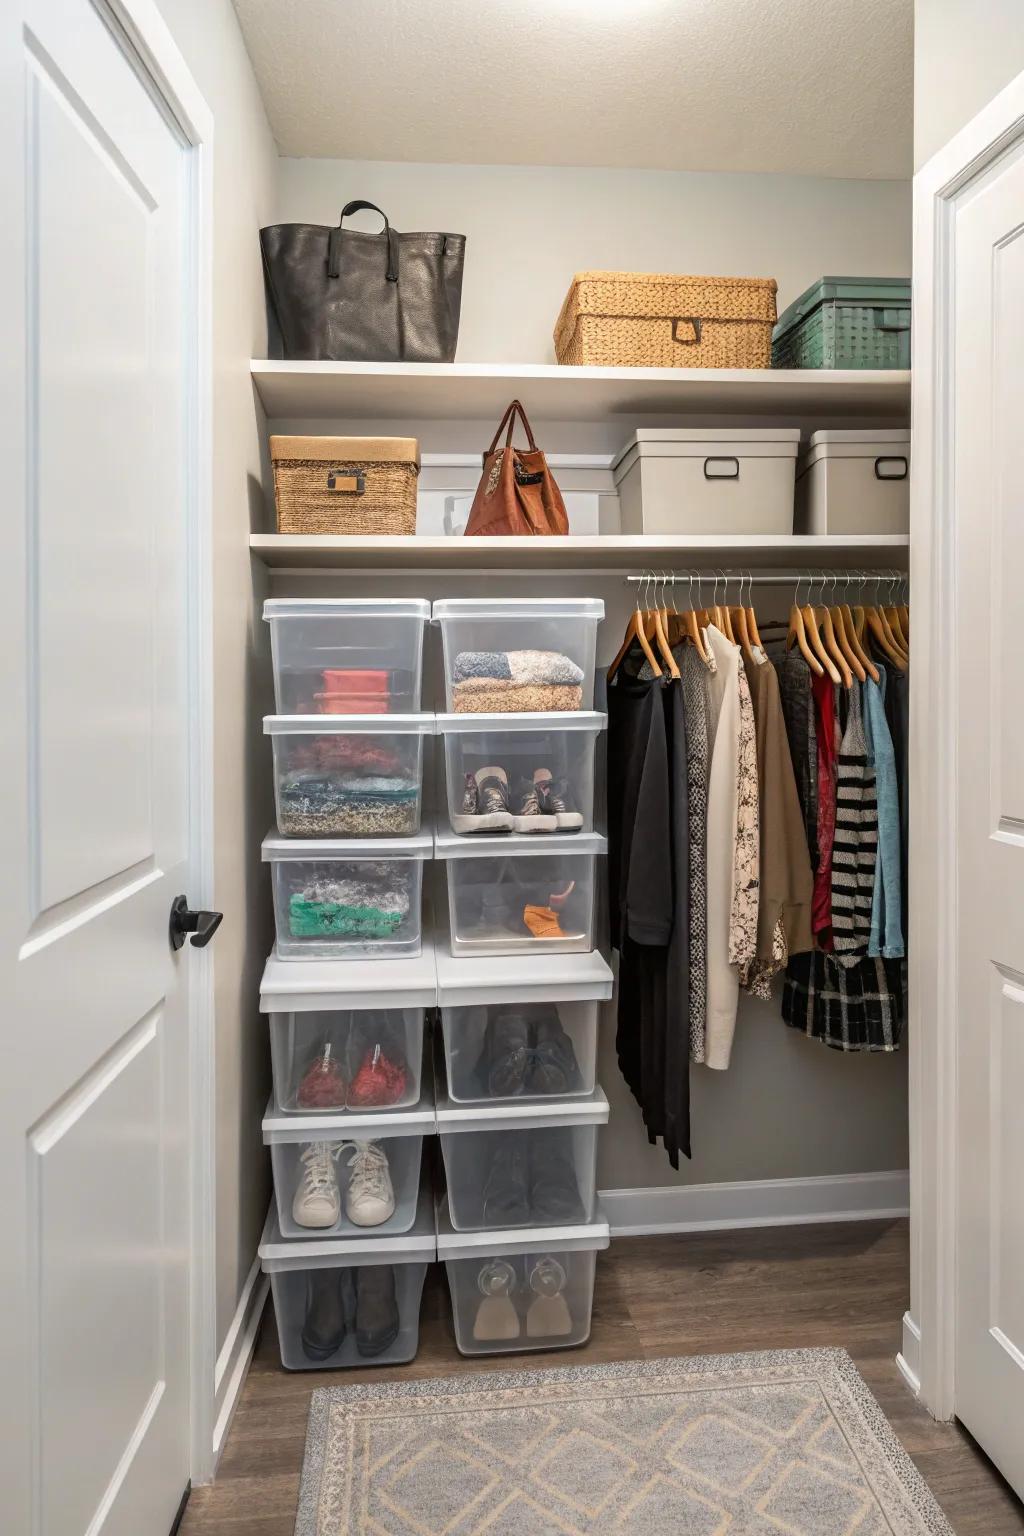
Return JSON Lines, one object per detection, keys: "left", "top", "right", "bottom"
{"left": 436, "top": 1087, "right": 609, "bottom": 1234}
{"left": 265, "top": 714, "right": 434, "bottom": 839}
{"left": 434, "top": 827, "right": 606, "bottom": 957}
{"left": 795, "top": 429, "right": 910, "bottom": 535}
{"left": 259, "top": 1180, "right": 435, "bottom": 1370}
{"left": 612, "top": 427, "right": 800, "bottom": 535}
{"left": 262, "top": 1087, "right": 435, "bottom": 1241}
{"left": 432, "top": 598, "right": 604, "bottom": 714}
{"left": 262, "top": 828, "right": 432, "bottom": 961}
{"left": 436, "top": 711, "right": 606, "bottom": 837}
{"left": 260, "top": 942, "right": 438, "bottom": 1115}
{"left": 263, "top": 597, "right": 430, "bottom": 715}
{"left": 436, "top": 947, "right": 612, "bottom": 1104}
{"left": 437, "top": 1200, "right": 609, "bottom": 1356}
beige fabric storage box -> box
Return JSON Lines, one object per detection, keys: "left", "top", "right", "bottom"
{"left": 553, "top": 271, "right": 777, "bottom": 369}
{"left": 795, "top": 430, "right": 910, "bottom": 535}
{"left": 270, "top": 435, "right": 419, "bottom": 536}
{"left": 613, "top": 428, "right": 799, "bottom": 535}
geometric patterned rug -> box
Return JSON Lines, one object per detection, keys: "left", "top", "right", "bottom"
{"left": 295, "top": 1349, "right": 953, "bottom": 1534}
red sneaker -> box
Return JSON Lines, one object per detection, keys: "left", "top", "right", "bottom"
{"left": 348, "top": 1043, "right": 409, "bottom": 1108}
{"left": 296, "top": 1043, "right": 346, "bottom": 1110}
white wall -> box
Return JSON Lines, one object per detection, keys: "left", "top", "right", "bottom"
{"left": 915, "top": 0, "right": 1024, "bottom": 168}
{"left": 275, "top": 159, "right": 912, "bottom": 364}
{"left": 154, "top": 0, "right": 278, "bottom": 1354}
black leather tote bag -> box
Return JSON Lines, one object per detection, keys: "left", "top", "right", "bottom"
{"left": 260, "top": 200, "right": 466, "bottom": 362}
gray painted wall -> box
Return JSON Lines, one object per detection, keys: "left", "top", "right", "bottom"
{"left": 915, "top": 0, "right": 1024, "bottom": 168}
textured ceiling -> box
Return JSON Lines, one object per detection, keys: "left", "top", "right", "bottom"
{"left": 232, "top": 0, "right": 913, "bottom": 177}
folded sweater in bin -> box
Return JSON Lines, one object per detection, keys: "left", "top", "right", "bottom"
{"left": 452, "top": 650, "right": 584, "bottom": 713}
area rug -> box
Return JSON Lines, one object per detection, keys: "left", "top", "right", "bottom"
{"left": 295, "top": 1348, "right": 952, "bottom": 1535}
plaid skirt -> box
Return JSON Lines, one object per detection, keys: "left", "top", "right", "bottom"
{"left": 782, "top": 951, "right": 905, "bottom": 1051}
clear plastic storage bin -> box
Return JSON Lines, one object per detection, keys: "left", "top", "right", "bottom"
{"left": 436, "top": 1089, "right": 609, "bottom": 1233}
{"left": 432, "top": 599, "right": 604, "bottom": 714}
{"left": 259, "top": 1182, "right": 435, "bottom": 1370}
{"left": 263, "top": 1092, "right": 434, "bottom": 1240}
{"left": 265, "top": 714, "right": 433, "bottom": 838}
{"left": 264, "top": 598, "right": 430, "bottom": 715}
{"left": 436, "top": 712, "right": 605, "bottom": 836}
{"left": 437, "top": 1201, "right": 609, "bottom": 1356}
{"left": 261, "top": 944, "right": 437, "bottom": 1114}
{"left": 262, "top": 829, "right": 431, "bottom": 960}
{"left": 435, "top": 828, "right": 606, "bottom": 956}
{"left": 436, "top": 948, "right": 612, "bottom": 1104}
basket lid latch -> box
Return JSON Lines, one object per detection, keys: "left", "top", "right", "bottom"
{"left": 326, "top": 469, "right": 366, "bottom": 494}
{"left": 671, "top": 316, "right": 703, "bottom": 345}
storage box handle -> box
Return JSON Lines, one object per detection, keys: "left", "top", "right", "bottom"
{"left": 704, "top": 456, "right": 740, "bottom": 480}
{"left": 874, "top": 456, "right": 908, "bottom": 481}
{"left": 327, "top": 469, "right": 366, "bottom": 494}
{"left": 672, "top": 317, "right": 703, "bottom": 345}
{"left": 875, "top": 308, "right": 910, "bottom": 332}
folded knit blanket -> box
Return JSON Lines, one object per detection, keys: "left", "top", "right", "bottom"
{"left": 452, "top": 650, "right": 584, "bottom": 687}
{"left": 290, "top": 871, "right": 411, "bottom": 938}
{"left": 452, "top": 679, "right": 583, "bottom": 714}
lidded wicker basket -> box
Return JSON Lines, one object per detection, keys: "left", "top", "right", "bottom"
{"left": 554, "top": 271, "right": 778, "bottom": 369}
{"left": 270, "top": 435, "right": 419, "bottom": 536}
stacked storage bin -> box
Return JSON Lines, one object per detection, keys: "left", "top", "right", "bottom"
{"left": 257, "top": 599, "right": 438, "bottom": 1370}
{"left": 432, "top": 599, "right": 612, "bottom": 1355}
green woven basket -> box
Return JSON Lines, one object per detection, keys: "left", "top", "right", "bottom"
{"left": 772, "top": 276, "right": 911, "bottom": 370}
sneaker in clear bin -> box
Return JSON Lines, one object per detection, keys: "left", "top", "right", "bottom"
{"left": 292, "top": 1142, "right": 342, "bottom": 1229}
{"left": 344, "top": 1140, "right": 395, "bottom": 1227}
{"left": 509, "top": 775, "right": 558, "bottom": 833}
{"left": 452, "top": 766, "right": 513, "bottom": 833}
{"left": 534, "top": 769, "right": 584, "bottom": 831}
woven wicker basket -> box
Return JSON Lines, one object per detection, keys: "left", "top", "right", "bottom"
{"left": 554, "top": 271, "right": 778, "bottom": 369}
{"left": 270, "top": 436, "right": 419, "bottom": 536}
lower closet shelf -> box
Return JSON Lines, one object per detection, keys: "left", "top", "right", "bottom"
{"left": 436, "top": 1199, "right": 610, "bottom": 1356}
{"left": 259, "top": 1180, "right": 436, "bottom": 1370}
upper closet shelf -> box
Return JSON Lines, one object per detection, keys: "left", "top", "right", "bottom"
{"left": 250, "top": 360, "right": 910, "bottom": 424}
{"left": 250, "top": 532, "right": 909, "bottom": 572}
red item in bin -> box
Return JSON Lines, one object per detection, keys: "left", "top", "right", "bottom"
{"left": 316, "top": 668, "right": 392, "bottom": 716}
{"left": 296, "top": 1043, "right": 346, "bottom": 1109}
{"left": 348, "top": 1043, "right": 409, "bottom": 1108}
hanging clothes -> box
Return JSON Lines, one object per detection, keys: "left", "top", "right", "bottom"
{"left": 783, "top": 951, "right": 904, "bottom": 1052}
{"left": 863, "top": 665, "right": 905, "bottom": 960}
{"left": 776, "top": 647, "right": 819, "bottom": 869}
{"left": 810, "top": 671, "right": 838, "bottom": 950}
{"left": 680, "top": 644, "right": 712, "bottom": 1064}
{"left": 704, "top": 625, "right": 743, "bottom": 1070}
{"left": 830, "top": 682, "right": 878, "bottom": 967}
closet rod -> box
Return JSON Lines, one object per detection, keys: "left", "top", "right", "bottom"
{"left": 624, "top": 568, "right": 908, "bottom": 588}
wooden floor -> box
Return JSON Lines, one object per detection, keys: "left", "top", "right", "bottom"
{"left": 181, "top": 1219, "right": 1024, "bottom": 1535}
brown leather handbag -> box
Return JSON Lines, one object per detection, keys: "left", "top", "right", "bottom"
{"left": 464, "top": 400, "right": 569, "bottom": 537}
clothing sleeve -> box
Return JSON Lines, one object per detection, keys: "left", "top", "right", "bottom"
{"left": 625, "top": 679, "right": 674, "bottom": 947}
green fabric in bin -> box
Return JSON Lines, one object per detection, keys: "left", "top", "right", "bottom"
{"left": 289, "top": 870, "right": 411, "bottom": 938}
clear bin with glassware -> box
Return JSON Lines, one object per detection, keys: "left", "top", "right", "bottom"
{"left": 263, "top": 598, "right": 430, "bottom": 715}
{"left": 432, "top": 599, "right": 604, "bottom": 714}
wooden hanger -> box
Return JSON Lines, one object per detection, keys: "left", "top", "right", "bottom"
{"left": 862, "top": 574, "right": 908, "bottom": 673}
{"left": 883, "top": 572, "right": 910, "bottom": 655}
{"left": 608, "top": 575, "right": 661, "bottom": 679}
{"left": 823, "top": 572, "right": 864, "bottom": 684}
{"left": 651, "top": 572, "right": 680, "bottom": 679}
{"left": 729, "top": 570, "right": 757, "bottom": 664}
{"left": 800, "top": 574, "right": 842, "bottom": 683}
{"left": 787, "top": 573, "right": 825, "bottom": 676}
{"left": 666, "top": 571, "right": 710, "bottom": 664}
{"left": 743, "top": 569, "right": 764, "bottom": 651}
{"left": 834, "top": 572, "right": 878, "bottom": 684}
{"left": 712, "top": 571, "right": 735, "bottom": 642}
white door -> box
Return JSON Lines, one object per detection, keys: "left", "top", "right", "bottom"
{"left": 953, "top": 127, "right": 1024, "bottom": 1495}
{"left": 0, "top": 1, "right": 207, "bottom": 1532}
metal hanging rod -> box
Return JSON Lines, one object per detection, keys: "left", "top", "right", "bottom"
{"left": 625, "top": 568, "right": 908, "bottom": 588}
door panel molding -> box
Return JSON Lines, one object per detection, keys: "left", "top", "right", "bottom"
{"left": 911, "top": 66, "right": 1024, "bottom": 1427}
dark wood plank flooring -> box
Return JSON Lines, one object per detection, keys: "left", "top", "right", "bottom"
{"left": 181, "top": 1219, "right": 1024, "bottom": 1535}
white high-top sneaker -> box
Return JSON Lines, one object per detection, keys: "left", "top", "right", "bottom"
{"left": 344, "top": 1140, "right": 395, "bottom": 1227}
{"left": 292, "top": 1141, "right": 342, "bottom": 1228}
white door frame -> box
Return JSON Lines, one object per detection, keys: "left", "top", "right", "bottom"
{"left": 103, "top": 0, "right": 218, "bottom": 1485}
{"left": 907, "top": 65, "right": 1024, "bottom": 1421}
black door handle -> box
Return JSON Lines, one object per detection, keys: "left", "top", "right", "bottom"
{"left": 169, "top": 895, "right": 223, "bottom": 951}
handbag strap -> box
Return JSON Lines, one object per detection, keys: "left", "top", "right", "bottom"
{"left": 328, "top": 201, "right": 398, "bottom": 283}
{"left": 486, "top": 399, "right": 539, "bottom": 457}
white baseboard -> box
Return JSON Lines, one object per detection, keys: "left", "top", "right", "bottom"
{"left": 598, "top": 1170, "right": 910, "bottom": 1237}
{"left": 211, "top": 1255, "right": 270, "bottom": 1468}
{"left": 896, "top": 1312, "right": 922, "bottom": 1397}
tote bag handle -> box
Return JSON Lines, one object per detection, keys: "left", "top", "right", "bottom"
{"left": 484, "top": 399, "right": 540, "bottom": 460}
{"left": 327, "top": 200, "right": 399, "bottom": 283}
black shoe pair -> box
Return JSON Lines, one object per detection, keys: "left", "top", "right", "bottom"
{"left": 301, "top": 1265, "right": 400, "bottom": 1361}
{"left": 481, "top": 1005, "right": 581, "bottom": 1097}
{"left": 481, "top": 1129, "right": 585, "bottom": 1226}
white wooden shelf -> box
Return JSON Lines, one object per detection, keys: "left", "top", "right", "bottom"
{"left": 250, "top": 360, "right": 910, "bottom": 423}
{"left": 250, "top": 532, "right": 910, "bottom": 573}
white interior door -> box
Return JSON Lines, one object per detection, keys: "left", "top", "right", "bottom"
{"left": 0, "top": 1, "right": 204, "bottom": 1531}
{"left": 953, "top": 126, "right": 1024, "bottom": 1497}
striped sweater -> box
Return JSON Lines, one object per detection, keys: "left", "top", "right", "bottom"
{"left": 830, "top": 683, "right": 878, "bottom": 967}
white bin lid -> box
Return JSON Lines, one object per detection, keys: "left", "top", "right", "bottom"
{"left": 435, "top": 710, "right": 606, "bottom": 735}
{"left": 264, "top": 713, "right": 436, "bottom": 735}
{"left": 436, "top": 946, "right": 612, "bottom": 1007}
{"left": 436, "top": 1085, "right": 609, "bottom": 1134}
{"left": 435, "top": 1197, "right": 610, "bottom": 1260}
{"left": 432, "top": 598, "right": 604, "bottom": 622}
{"left": 801, "top": 429, "right": 911, "bottom": 471}
{"left": 260, "top": 1181, "right": 436, "bottom": 1271}
{"left": 614, "top": 427, "right": 800, "bottom": 477}
{"left": 261, "top": 1083, "right": 436, "bottom": 1144}
{"left": 434, "top": 827, "right": 607, "bottom": 860}
{"left": 260, "top": 936, "right": 437, "bottom": 1012}
{"left": 264, "top": 598, "right": 430, "bottom": 622}
{"left": 262, "top": 827, "right": 433, "bottom": 861}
